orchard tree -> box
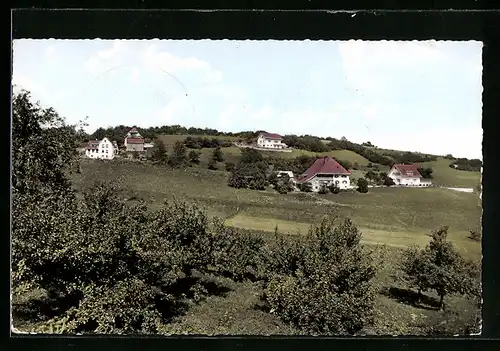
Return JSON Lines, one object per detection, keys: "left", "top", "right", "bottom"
{"left": 401, "top": 226, "right": 481, "bottom": 310}
{"left": 207, "top": 158, "right": 218, "bottom": 170}
{"left": 264, "top": 217, "right": 377, "bottom": 334}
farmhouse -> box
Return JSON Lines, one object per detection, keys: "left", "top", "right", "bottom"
{"left": 85, "top": 137, "right": 117, "bottom": 160}
{"left": 257, "top": 132, "right": 288, "bottom": 149}
{"left": 124, "top": 127, "right": 145, "bottom": 152}
{"left": 388, "top": 164, "right": 432, "bottom": 187}
{"left": 295, "top": 156, "right": 351, "bottom": 191}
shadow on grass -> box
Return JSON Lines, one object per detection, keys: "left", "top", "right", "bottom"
{"left": 382, "top": 286, "right": 441, "bottom": 310}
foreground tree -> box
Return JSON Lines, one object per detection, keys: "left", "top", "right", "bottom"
{"left": 263, "top": 216, "right": 377, "bottom": 334}
{"left": 401, "top": 226, "right": 481, "bottom": 310}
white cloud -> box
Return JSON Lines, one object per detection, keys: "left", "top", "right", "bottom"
{"left": 43, "top": 45, "right": 59, "bottom": 64}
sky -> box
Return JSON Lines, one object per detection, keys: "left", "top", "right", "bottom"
{"left": 12, "top": 39, "right": 483, "bottom": 159}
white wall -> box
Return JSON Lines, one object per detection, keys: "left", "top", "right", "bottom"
{"left": 86, "top": 137, "right": 116, "bottom": 160}
{"left": 257, "top": 135, "right": 287, "bottom": 149}
{"left": 308, "top": 174, "right": 351, "bottom": 191}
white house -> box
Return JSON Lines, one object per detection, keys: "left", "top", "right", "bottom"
{"left": 85, "top": 137, "right": 117, "bottom": 160}
{"left": 388, "top": 164, "right": 432, "bottom": 187}
{"left": 295, "top": 156, "right": 351, "bottom": 191}
{"left": 257, "top": 132, "right": 288, "bottom": 149}
{"left": 124, "top": 127, "right": 145, "bottom": 152}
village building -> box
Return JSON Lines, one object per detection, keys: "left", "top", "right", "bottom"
{"left": 85, "top": 137, "right": 117, "bottom": 160}
{"left": 276, "top": 171, "right": 294, "bottom": 179}
{"left": 388, "top": 164, "right": 432, "bottom": 187}
{"left": 124, "top": 127, "right": 145, "bottom": 152}
{"left": 257, "top": 132, "right": 288, "bottom": 149}
{"left": 295, "top": 156, "right": 351, "bottom": 191}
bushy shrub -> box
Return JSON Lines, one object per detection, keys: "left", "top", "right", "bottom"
{"left": 357, "top": 178, "right": 369, "bottom": 193}
{"left": 263, "top": 217, "right": 377, "bottom": 335}
{"left": 298, "top": 182, "right": 312, "bottom": 193}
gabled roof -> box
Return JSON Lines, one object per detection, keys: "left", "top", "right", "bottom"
{"left": 126, "top": 137, "right": 145, "bottom": 144}
{"left": 86, "top": 139, "right": 100, "bottom": 150}
{"left": 391, "top": 164, "right": 422, "bottom": 178}
{"left": 259, "top": 132, "right": 282, "bottom": 140}
{"left": 296, "top": 156, "right": 351, "bottom": 183}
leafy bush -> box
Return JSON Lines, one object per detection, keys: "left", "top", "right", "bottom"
{"left": 298, "top": 182, "right": 313, "bottom": 193}
{"left": 468, "top": 229, "right": 481, "bottom": 242}
{"left": 357, "top": 178, "right": 369, "bottom": 193}
{"left": 225, "top": 162, "right": 235, "bottom": 172}
{"left": 318, "top": 184, "right": 329, "bottom": 194}
{"left": 383, "top": 177, "right": 395, "bottom": 187}
{"left": 263, "top": 217, "right": 377, "bottom": 334}
{"left": 328, "top": 184, "right": 340, "bottom": 194}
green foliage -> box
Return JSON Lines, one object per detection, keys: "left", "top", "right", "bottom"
{"left": 318, "top": 184, "right": 329, "bottom": 194}
{"left": 212, "top": 146, "right": 224, "bottom": 163}
{"left": 328, "top": 184, "right": 340, "bottom": 194}
{"left": 401, "top": 227, "right": 481, "bottom": 309}
{"left": 227, "top": 162, "right": 268, "bottom": 190}
{"left": 263, "top": 217, "right": 377, "bottom": 334}
{"left": 336, "top": 159, "right": 352, "bottom": 171}
{"left": 274, "top": 174, "right": 295, "bottom": 194}
{"left": 357, "top": 178, "right": 369, "bottom": 193}
{"left": 298, "top": 182, "right": 312, "bottom": 193}
{"left": 168, "top": 141, "right": 187, "bottom": 167}
{"left": 12, "top": 89, "right": 80, "bottom": 196}
{"left": 225, "top": 162, "right": 235, "bottom": 172}
{"left": 418, "top": 167, "right": 434, "bottom": 179}
{"left": 268, "top": 172, "right": 279, "bottom": 188}
{"left": 383, "top": 176, "right": 395, "bottom": 187}
{"left": 240, "top": 148, "right": 263, "bottom": 164}
{"left": 151, "top": 139, "right": 168, "bottom": 164}
{"left": 188, "top": 150, "right": 201, "bottom": 165}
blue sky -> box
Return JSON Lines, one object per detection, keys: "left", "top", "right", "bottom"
{"left": 12, "top": 39, "right": 483, "bottom": 159}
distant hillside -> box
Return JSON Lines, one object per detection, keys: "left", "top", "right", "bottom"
{"left": 88, "top": 124, "right": 482, "bottom": 189}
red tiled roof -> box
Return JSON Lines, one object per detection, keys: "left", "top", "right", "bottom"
{"left": 126, "top": 137, "right": 144, "bottom": 144}
{"left": 86, "top": 140, "right": 100, "bottom": 150}
{"left": 260, "top": 132, "right": 282, "bottom": 140}
{"left": 296, "top": 156, "right": 351, "bottom": 183}
{"left": 392, "top": 164, "right": 422, "bottom": 178}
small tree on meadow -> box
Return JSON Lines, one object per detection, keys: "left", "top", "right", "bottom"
{"left": 275, "top": 174, "right": 294, "bottom": 194}
{"left": 212, "top": 146, "right": 224, "bottom": 163}
{"left": 168, "top": 141, "right": 187, "bottom": 167}
{"left": 225, "top": 162, "right": 235, "bottom": 172}
{"left": 151, "top": 139, "right": 168, "bottom": 164}
{"left": 468, "top": 229, "right": 481, "bottom": 242}
{"left": 188, "top": 150, "right": 201, "bottom": 165}
{"left": 401, "top": 226, "right": 480, "bottom": 310}
{"left": 208, "top": 158, "right": 218, "bottom": 170}
{"left": 357, "top": 178, "right": 369, "bottom": 193}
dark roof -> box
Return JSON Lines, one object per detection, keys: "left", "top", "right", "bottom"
{"left": 392, "top": 164, "right": 422, "bottom": 178}
{"left": 86, "top": 140, "right": 100, "bottom": 150}
{"left": 126, "top": 137, "right": 144, "bottom": 144}
{"left": 260, "top": 132, "right": 282, "bottom": 140}
{"left": 296, "top": 156, "right": 351, "bottom": 183}
{"left": 129, "top": 127, "right": 138, "bottom": 133}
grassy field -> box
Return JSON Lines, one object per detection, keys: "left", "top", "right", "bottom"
{"left": 73, "top": 159, "right": 482, "bottom": 261}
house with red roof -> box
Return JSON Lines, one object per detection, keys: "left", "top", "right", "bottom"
{"left": 295, "top": 156, "right": 351, "bottom": 191}
{"left": 257, "top": 132, "right": 288, "bottom": 149}
{"left": 124, "top": 126, "right": 145, "bottom": 152}
{"left": 388, "top": 164, "right": 432, "bottom": 187}
{"left": 85, "top": 137, "right": 118, "bottom": 160}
